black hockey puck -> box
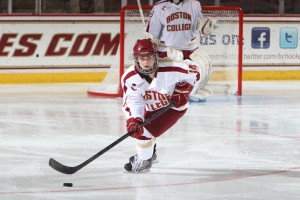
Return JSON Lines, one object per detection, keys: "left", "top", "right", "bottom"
{"left": 63, "top": 183, "right": 73, "bottom": 187}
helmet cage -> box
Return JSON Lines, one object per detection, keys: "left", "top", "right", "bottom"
{"left": 134, "top": 53, "right": 158, "bottom": 75}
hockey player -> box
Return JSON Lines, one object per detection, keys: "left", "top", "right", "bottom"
{"left": 121, "top": 38, "right": 210, "bottom": 173}
{"left": 145, "top": 0, "right": 216, "bottom": 102}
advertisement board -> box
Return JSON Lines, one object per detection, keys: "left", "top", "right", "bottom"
{"left": 0, "top": 16, "right": 120, "bottom": 68}
{"left": 243, "top": 16, "right": 300, "bottom": 68}
{"left": 0, "top": 15, "right": 299, "bottom": 83}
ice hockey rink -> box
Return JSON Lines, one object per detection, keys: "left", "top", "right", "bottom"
{"left": 0, "top": 81, "right": 299, "bottom": 200}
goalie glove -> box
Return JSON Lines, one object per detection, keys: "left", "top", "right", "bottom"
{"left": 126, "top": 117, "right": 144, "bottom": 138}
{"left": 171, "top": 82, "right": 194, "bottom": 108}
{"left": 196, "top": 17, "right": 217, "bottom": 35}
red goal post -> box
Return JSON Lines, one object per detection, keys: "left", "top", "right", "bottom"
{"left": 87, "top": 5, "right": 243, "bottom": 97}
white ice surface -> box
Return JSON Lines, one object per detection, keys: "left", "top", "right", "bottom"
{"left": 0, "top": 81, "right": 299, "bottom": 200}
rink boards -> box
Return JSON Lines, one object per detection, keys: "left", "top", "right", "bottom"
{"left": 0, "top": 15, "right": 299, "bottom": 83}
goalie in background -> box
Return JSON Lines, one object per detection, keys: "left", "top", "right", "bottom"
{"left": 145, "top": 0, "right": 217, "bottom": 102}
{"left": 121, "top": 38, "right": 210, "bottom": 173}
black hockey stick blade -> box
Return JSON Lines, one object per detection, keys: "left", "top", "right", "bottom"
{"left": 49, "top": 131, "right": 131, "bottom": 174}
{"left": 49, "top": 102, "right": 174, "bottom": 175}
{"left": 49, "top": 158, "right": 77, "bottom": 175}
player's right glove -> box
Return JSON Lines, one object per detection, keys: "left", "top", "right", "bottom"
{"left": 171, "top": 82, "right": 194, "bottom": 108}
{"left": 126, "top": 117, "right": 144, "bottom": 138}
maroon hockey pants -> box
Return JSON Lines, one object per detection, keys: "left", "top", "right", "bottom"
{"left": 143, "top": 108, "right": 187, "bottom": 138}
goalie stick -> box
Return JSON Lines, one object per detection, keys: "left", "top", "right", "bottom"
{"left": 137, "top": 0, "right": 146, "bottom": 27}
{"left": 49, "top": 102, "right": 174, "bottom": 175}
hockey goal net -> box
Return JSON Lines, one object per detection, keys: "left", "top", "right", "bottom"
{"left": 87, "top": 5, "right": 243, "bottom": 97}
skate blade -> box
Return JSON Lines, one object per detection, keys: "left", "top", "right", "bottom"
{"left": 123, "top": 168, "right": 151, "bottom": 173}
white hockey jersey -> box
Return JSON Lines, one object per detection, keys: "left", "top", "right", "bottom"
{"left": 146, "top": 0, "right": 203, "bottom": 51}
{"left": 122, "top": 58, "right": 200, "bottom": 120}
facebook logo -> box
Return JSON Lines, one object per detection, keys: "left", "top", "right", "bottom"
{"left": 280, "top": 27, "right": 298, "bottom": 48}
{"left": 252, "top": 27, "right": 270, "bottom": 49}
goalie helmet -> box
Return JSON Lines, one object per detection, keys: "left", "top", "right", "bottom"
{"left": 172, "top": 0, "right": 183, "bottom": 4}
{"left": 133, "top": 38, "right": 158, "bottom": 75}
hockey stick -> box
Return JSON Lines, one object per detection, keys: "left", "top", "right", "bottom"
{"left": 49, "top": 102, "right": 174, "bottom": 175}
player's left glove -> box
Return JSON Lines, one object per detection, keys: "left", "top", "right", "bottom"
{"left": 126, "top": 117, "right": 144, "bottom": 138}
{"left": 171, "top": 82, "right": 194, "bottom": 108}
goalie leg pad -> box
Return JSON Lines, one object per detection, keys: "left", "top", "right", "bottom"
{"left": 190, "top": 48, "right": 212, "bottom": 87}
{"left": 189, "top": 49, "right": 213, "bottom": 101}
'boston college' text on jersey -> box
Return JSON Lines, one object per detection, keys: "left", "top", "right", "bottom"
{"left": 122, "top": 58, "right": 200, "bottom": 120}
{"left": 146, "top": 0, "right": 203, "bottom": 51}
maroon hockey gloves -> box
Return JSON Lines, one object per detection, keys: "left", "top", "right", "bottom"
{"left": 171, "top": 82, "right": 194, "bottom": 108}
{"left": 126, "top": 117, "right": 144, "bottom": 137}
